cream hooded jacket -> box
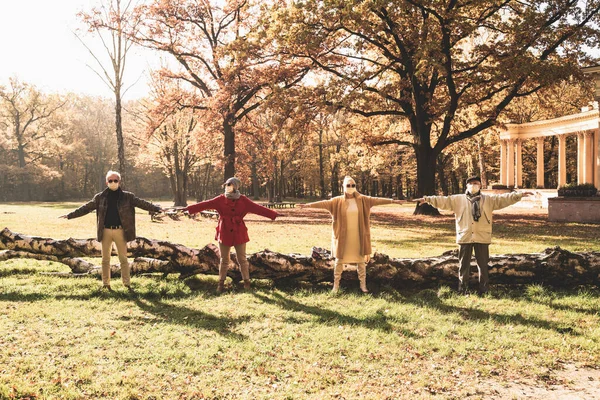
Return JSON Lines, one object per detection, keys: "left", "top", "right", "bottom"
{"left": 424, "top": 192, "right": 523, "bottom": 244}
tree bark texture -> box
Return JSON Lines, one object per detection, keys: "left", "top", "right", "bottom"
{"left": 1, "top": 228, "right": 599, "bottom": 288}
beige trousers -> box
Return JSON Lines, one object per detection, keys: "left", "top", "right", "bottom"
{"left": 333, "top": 260, "right": 367, "bottom": 290}
{"left": 101, "top": 228, "right": 130, "bottom": 286}
{"left": 218, "top": 243, "right": 249, "bottom": 282}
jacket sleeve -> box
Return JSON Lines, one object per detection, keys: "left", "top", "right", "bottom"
{"left": 305, "top": 199, "right": 334, "bottom": 213}
{"left": 489, "top": 192, "right": 523, "bottom": 211}
{"left": 67, "top": 196, "right": 98, "bottom": 219}
{"left": 185, "top": 197, "right": 221, "bottom": 215}
{"left": 365, "top": 196, "right": 394, "bottom": 207}
{"left": 423, "top": 195, "right": 456, "bottom": 212}
{"left": 130, "top": 194, "right": 161, "bottom": 212}
{"left": 244, "top": 198, "right": 278, "bottom": 220}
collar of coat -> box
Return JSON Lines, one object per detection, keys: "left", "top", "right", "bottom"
{"left": 101, "top": 187, "right": 124, "bottom": 199}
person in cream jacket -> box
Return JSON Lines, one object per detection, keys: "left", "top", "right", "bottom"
{"left": 415, "top": 176, "right": 533, "bottom": 294}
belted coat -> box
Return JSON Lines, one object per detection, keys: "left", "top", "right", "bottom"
{"left": 185, "top": 195, "right": 278, "bottom": 246}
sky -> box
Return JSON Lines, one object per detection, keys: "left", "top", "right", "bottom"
{"left": 0, "top": 0, "right": 156, "bottom": 99}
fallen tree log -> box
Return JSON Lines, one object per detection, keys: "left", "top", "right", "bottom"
{"left": 1, "top": 227, "right": 599, "bottom": 288}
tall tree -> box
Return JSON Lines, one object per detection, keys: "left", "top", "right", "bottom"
{"left": 0, "top": 78, "right": 65, "bottom": 169}
{"left": 0, "top": 78, "right": 66, "bottom": 200}
{"left": 78, "top": 0, "right": 141, "bottom": 185}
{"left": 282, "top": 0, "right": 600, "bottom": 204}
{"left": 134, "top": 80, "right": 212, "bottom": 206}
{"left": 130, "top": 0, "right": 309, "bottom": 180}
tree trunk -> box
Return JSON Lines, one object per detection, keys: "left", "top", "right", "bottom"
{"left": 3, "top": 228, "right": 599, "bottom": 288}
{"left": 331, "top": 143, "right": 341, "bottom": 197}
{"left": 318, "top": 130, "right": 326, "bottom": 199}
{"left": 278, "top": 160, "right": 284, "bottom": 202}
{"left": 396, "top": 175, "right": 404, "bottom": 200}
{"left": 437, "top": 153, "right": 449, "bottom": 196}
{"left": 251, "top": 160, "right": 260, "bottom": 200}
{"left": 223, "top": 117, "right": 236, "bottom": 180}
{"left": 115, "top": 94, "right": 126, "bottom": 185}
{"left": 415, "top": 145, "right": 437, "bottom": 197}
{"left": 413, "top": 143, "right": 441, "bottom": 215}
{"left": 477, "top": 136, "right": 488, "bottom": 188}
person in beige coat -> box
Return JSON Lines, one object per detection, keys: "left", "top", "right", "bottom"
{"left": 298, "top": 176, "right": 405, "bottom": 292}
{"left": 415, "top": 176, "right": 533, "bottom": 294}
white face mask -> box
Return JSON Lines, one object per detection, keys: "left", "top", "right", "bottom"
{"left": 467, "top": 183, "right": 480, "bottom": 194}
{"left": 108, "top": 182, "right": 119, "bottom": 191}
{"left": 344, "top": 183, "right": 356, "bottom": 195}
{"left": 225, "top": 185, "right": 235, "bottom": 194}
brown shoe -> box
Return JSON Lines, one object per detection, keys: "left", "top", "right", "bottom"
{"left": 216, "top": 280, "right": 225, "bottom": 294}
{"left": 243, "top": 279, "right": 251, "bottom": 290}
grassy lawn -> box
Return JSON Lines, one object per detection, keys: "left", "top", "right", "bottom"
{"left": 1, "top": 202, "right": 600, "bottom": 399}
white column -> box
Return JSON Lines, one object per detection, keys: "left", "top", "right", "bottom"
{"left": 584, "top": 131, "right": 594, "bottom": 184}
{"left": 507, "top": 139, "right": 515, "bottom": 188}
{"left": 595, "top": 128, "right": 600, "bottom": 190}
{"left": 516, "top": 139, "right": 523, "bottom": 188}
{"left": 577, "top": 133, "right": 584, "bottom": 184}
{"left": 500, "top": 140, "right": 507, "bottom": 186}
{"left": 558, "top": 134, "right": 567, "bottom": 188}
{"left": 536, "top": 137, "right": 545, "bottom": 189}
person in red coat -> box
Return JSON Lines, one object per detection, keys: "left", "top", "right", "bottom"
{"left": 184, "top": 177, "right": 279, "bottom": 293}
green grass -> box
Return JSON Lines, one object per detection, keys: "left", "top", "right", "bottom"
{"left": 1, "top": 202, "right": 600, "bottom": 399}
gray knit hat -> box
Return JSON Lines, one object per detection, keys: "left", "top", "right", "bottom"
{"left": 223, "top": 177, "right": 242, "bottom": 190}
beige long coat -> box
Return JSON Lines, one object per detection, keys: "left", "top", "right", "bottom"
{"left": 308, "top": 193, "right": 393, "bottom": 259}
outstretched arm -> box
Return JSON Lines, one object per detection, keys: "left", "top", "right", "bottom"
{"left": 364, "top": 196, "right": 406, "bottom": 208}
{"left": 297, "top": 199, "right": 334, "bottom": 212}
{"left": 185, "top": 197, "right": 221, "bottom": 215}
{"left": 60, "top": 198, "right": 97, "bottom": 219}
{"left": 489, "top": 191, "right": 529, "bottom": 211}
{"left": 245, "top": 199, "right": 279, "bottom": 220}
{"left": 414, "top": 195, "right": 456, "bottom": 212}
{"left": 131, "top": 195, "right": 163, "bottom": 213}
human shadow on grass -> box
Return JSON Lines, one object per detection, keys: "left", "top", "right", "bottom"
{"left": 131, "top": 296, "right": 249, "bottom": 341}
{"left": 0, "top": 268, "right": 41, "bottom": 278}
{"left": 251, "top": 290, "right": 418, "bottom": 337}
{"left": 398, "top": 289, "right": 583, "bottom": 337}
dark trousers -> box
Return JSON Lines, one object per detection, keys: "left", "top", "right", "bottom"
{"left": 458, "top": 243, "right": 490, "bottom": 293}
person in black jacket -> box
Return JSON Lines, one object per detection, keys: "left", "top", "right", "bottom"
{"left": 59, "top": 171, "right": 163, "bottom": 290}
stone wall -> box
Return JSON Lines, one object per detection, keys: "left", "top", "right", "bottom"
{"left": 548, "top": 197, "right": 600, "bottom": 223}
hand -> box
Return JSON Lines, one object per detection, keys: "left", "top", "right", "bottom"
{"left": 297, "top": 204, "right": 308, "bottom": 209}
{"left": 413, "top": 198, "right": 426, "bottom": 205}
{"left": 392, "top": 199, "right": 406, "bottom": 205}
{"left": 58, "top": 214, "right": 68, "bottom": 219}
{"left": 521, "top": 191, "right": 535, "bottom": 197}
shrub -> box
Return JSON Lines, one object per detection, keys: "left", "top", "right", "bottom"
{"left": 557, "top": 183, "right": 598, "bottom": 197}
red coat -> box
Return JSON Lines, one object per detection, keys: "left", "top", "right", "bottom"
{"left": 185, "top": 195, "right": 278, "bottom": 246}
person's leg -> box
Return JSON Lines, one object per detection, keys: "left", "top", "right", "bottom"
{"left": 234, "top": 243, "right": 251, "bottom": 289}
{"left": 112, "top": 229, "right": 130, "bottom": 287}
{"left": 218, "top": 243, "right": 232, "bottom": 293}
{"left": 458, "top": 244, "right": 474, "bottom": 292}
{"left": 474, "top": 243, "right": 490, "bottom": 294}
{"left": 332, "top": 260, "right": 344, "bottom": 292}
{"left": 100, "top": 229, "right": 113, "bottom": 289}
{"left": 357, "top": 262, "right": 368, "bottom": 293}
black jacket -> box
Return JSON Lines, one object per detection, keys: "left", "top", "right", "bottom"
{"left": 67, "top": 188, "right": 160, "bottom": 242}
